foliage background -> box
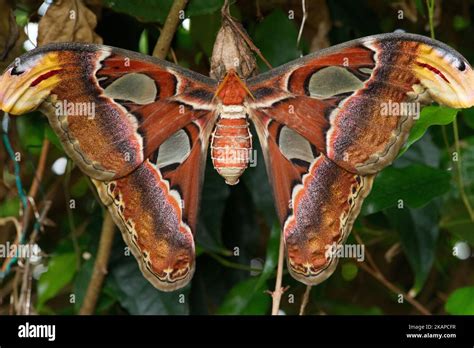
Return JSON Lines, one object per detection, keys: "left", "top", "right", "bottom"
{"left": 1, "top": 0, "right": 474, "bottom": 315}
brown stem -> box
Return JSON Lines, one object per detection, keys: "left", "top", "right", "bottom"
{"left": 270, "top": 234, "right": 286, "bottom": 315}
{"left": 354, "top": 233, "right": 431, "bottom": 315}
{"left": 79, "top": 212, "right": 115, "bottom": 315}
{"left": 152, "top": 0, "right": 188, "bottom": 59}
{"left": 5, "top": 139, "right": 50, "bottom": 313}
{"left": 27, "top": 139, "right": 50, "bottom": 201}
{"left": 357, "top": 262, "right": 431, "bottom": 315}
{"left": 299, "top": 285, "right": 312, "bottom": 315}
{"left": 20, "top": 138, "right": 50, "bottom": 231}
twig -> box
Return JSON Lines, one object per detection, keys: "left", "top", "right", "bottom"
{"left": 426, "top": 0, "right": 473, "bottom": 220}
{"left": 17, "top": 201, "right": 52, "bottom": 315}
{"left": 79, "top": 212, "right": 115, "bottom": 315}
{"left": 152, "top": 0, "right": 188, "bottom": 59}
{"left": 0, "top": 9, "right": 19, "bottom": 60}
{"left": 299, "top": 285, "right": 312, "bottom": 315}
{"left": 0, "top": 137, "right": 50, "bottom": 277}
{"left": 426, "top": 0, "right": 435, "bottom": 39}
{"left": 207, "top": 251, "right": 263, "bottom": 273}
{"left": 354, "top": 233, "right": 431, "bottom": 315}
{"left": 170, "top": 47, "right": 179, "bottom": 64}
{"left": 27, "top": 139, "right": 50, "bottom": 202}
{"left": 452, "top": 116, "right": 474, "bottom": 220}
{"left": 270, "top": 234, "right": 286, "bottom": 315}
{"left": 296, "top": 0, "right": 307, "bottom": 48}
{"left": 64, "top": 160, "right": 81, "bottom": 268}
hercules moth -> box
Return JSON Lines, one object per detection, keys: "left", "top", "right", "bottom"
{"left": 0, "top": 32, "right": 473, "bottom": 292}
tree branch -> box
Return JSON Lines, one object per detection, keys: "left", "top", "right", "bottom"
{"left": 152, "top": 0, "right": 188, "bottom": 59}
{"left": 79, "top": 212, "right": 115, "bottom": 315}
{"left": 270, "top": 235, "right": 287, "bottom": 315}
{"left": 354, "top": 233, "right": 431, "bottom": 315}
{"left": 299, "top": 285, "right": 312, "bottom": 315}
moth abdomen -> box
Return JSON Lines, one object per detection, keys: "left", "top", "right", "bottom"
{"left": 210, "top": 105, "right": 252, "bottom": 185}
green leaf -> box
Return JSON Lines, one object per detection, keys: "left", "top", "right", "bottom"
{"left": 196, "top": 163, "right": 230, "bottom": 253}
{"left": 37, "top": 252, "right": 77, "bottom": 311}
{"left": 395, "top": 133, "right": 440, "bottom": 168}
{"left": 460, "top": 137, "right": 474, "bottom": 199}
{"left": 453, "top": 15, "right": 470, "bottom": 31}
{"left": 70, "top": 176, "right": 90, "bottom": 198}
{"left": 187, "top": 0, "right": 225, "bottom": 16}
{"left": 73, "top": 256, "right": 120, "bottom": 314}
{"left": 217, "top": 223, "right": 280, "bottom": 314}
{"left": 216, "top": 277, "right": 271, "bottom": 315}
{"left": 462, "top": 106, "right": 474, "bottom": 129}
{"left": 385, "top": 202, "right": 440, "bottom": 293}
{"left": 243, "top": 141, "right": 278, "bottom": 227}
{"left": 16, "top": 112, "right": 46, "bottom": 155}
{"left": 44, "top": 125, "right": 63, "bottom": 151}
{"left": 413, "top": 0, "right": 426, "bottom": 16}
{"left": 257, "top": 223, "right": 281, "bottom": 286}
{"left": 103, "top": 0, "right": 172, "bottom": 23}
{"left": 108, "top": 251, "right": 189, "bottom": 315}
{"left": 138, "top": 29, "right": 149, "bottom": 54}
{"left": 253, "top": 9, "right": 301, "bottom": 70}
{"left": 103, "top": 0, "right": 223, "bottom": 23}
{"left": 14, "top": 9, "right": 29, "bottom": 27}
{"left": 440, "top": 135, "right": 474, "bottom": 244}
{"left": 445, "top": 286, "right": 474, "bottom": 314}
{"left": 362, "top": 165, "right": 451, "bottom": 216}
{"left": 0, "top": 197, "right": 20, "bottom": 217}
{"left": 400, "top": 106, "right": 458, "bottom": 155}
{"left": 440, "top": 200, "right": 474, "bottom": 246}
{"left": 189, "top": 12, "right": 222, "bottom": 58}
{"left": 73, "top": 257, "right": 94, "bottom": 312}
{"left": 323, "top": 300, "right": 383, "bottom": 315}
{"left": 341, "top": 262, "right": 358, "bottom": 282}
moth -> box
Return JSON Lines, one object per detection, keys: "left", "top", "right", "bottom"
{"left": 1, "top": 33, "right": 473, "bottom": 291}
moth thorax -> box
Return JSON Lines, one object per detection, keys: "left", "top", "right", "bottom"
{"left": 211, "top": 105, "right": 252, "bottom": 185}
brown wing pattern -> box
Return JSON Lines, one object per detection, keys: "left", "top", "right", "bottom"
{"left": 94, "top": 116, "right": 215, "bottom": 291}
{"left": 2, "top": 33, "right": 474, "bottom": 289}
{"left": 0, "top": 43, "right": 218, "bottom": 291}
{"left": 249, "top": 33, "right": 474, "bottom": 285}
{"left": 248, "top": 33, "right": 474, "bottom": 175}
{"left": 251, "top": 110, "right": 374, "bottom": 284}
{"left": 0, "top": 43, "right": 217, "bottom": 181}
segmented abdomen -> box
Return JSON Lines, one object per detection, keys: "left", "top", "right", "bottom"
{"left": 211, "top": 105, "right": 252, "bottom": 185}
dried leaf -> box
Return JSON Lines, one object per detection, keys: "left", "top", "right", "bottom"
{"left": 0, "top": 0, "right": 26, "bottom": 71}
{"left": 38, "top": 0, "right": 102, "bottom": 45}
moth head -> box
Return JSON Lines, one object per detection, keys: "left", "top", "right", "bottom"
{"left": 0, "top": 51, "right": 62, "bottom": 115}
{"left": 412, "top": 44, "right": 474, "bottom": 108}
